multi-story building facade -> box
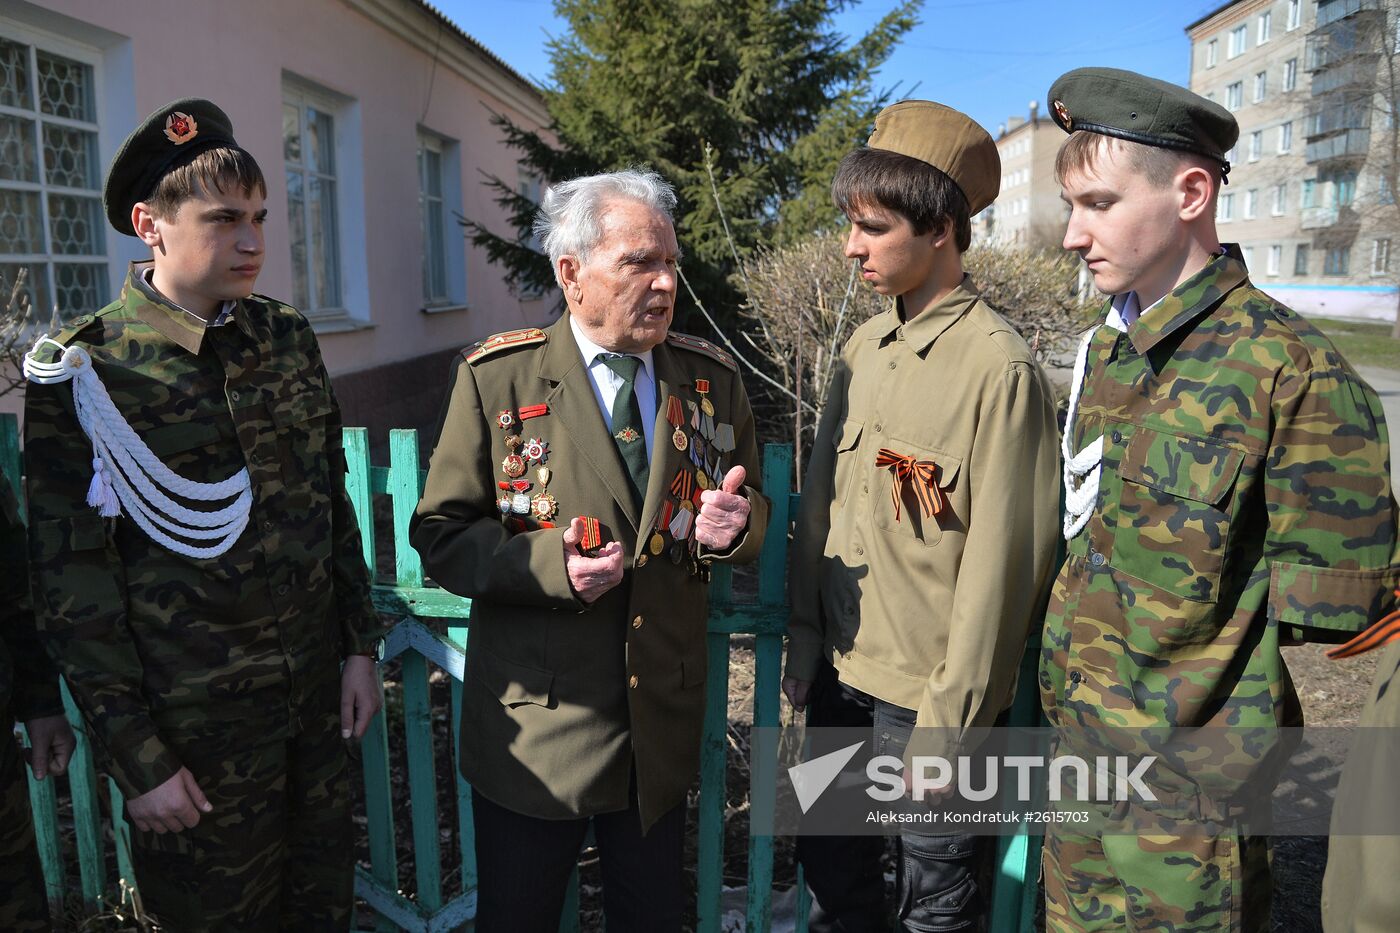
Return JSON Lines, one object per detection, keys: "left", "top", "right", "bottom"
{"left": 1188, "top": 0, "right": 1398, "bottom": 320}
{"left": 975, "top": 101, "right": 1068, "bottom": 249}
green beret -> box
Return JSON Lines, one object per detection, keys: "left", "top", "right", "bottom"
{"left": 103, "top": 98, "right": 241, "bottom": 237}
{"left": 1047, "top": 67, "right": 1239, "bottom": 175}
{"left": 867, "top": 100, "right": 1000, "bottom": 216}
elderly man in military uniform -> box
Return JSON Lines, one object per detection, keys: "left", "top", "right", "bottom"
{"left": 781, "top": 101, "right": 1061, "bottom": 932}
{"left": 1040, "top": 67, "right": 1400, "bottom": 932}
{"left": 23, "top": 99, "right": 384, "bottom": 929}
{"left": 0, "top": 470, "right": 75, "bottom": 931}
{"left": 411, "top": 169, "right": 769, "bottom": 933}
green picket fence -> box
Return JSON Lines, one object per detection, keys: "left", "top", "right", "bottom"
{"left": 5, "top": 414, "right": 1041, "bottom": 931}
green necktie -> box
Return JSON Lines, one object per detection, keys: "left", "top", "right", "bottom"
{"left": 601, "top": 354, "right": 649, "bottom": 503}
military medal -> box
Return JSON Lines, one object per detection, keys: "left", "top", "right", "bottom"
{"left": 530, "top": 466, "right": 558, "bottom": 522}
{"left": 498, "top": 410, "right": 516, "bottom": 430}
{"left": 502, "top": 454, "right": 527, "bottom": 479}
{"left": 510, "top": 478, "right": 533, "bottom": 515}
{"left": 712, "top": 423, "right": 735, "bottom": 453}
{"left": 666, "top": 396, "right": 687, "bottom": 451}
{"left": 696, "top": 470, "right": 710, "bottom": 492}
{"left": 615, "top": 426, "right": 641, "bottom": 444}
{"left": 694, "top": 378, "right": 715, "bottom": 417}
{"left": 496, "top": 482, "right": 513, "bottom": 515}
{"left": 524, "top": 437, "right": 549, "bottom": 464}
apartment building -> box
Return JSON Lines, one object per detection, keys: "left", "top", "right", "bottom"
{"left": 975, "top": 102, "right": 1069, "bottom": 249}
{"left": 1, "top": 0, "right": 550, "bottom": 437}
{"left": 1188, "top": 0, "right": 1397, "bottom": 320}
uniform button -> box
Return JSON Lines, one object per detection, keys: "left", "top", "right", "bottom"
{"left": 74, "top": 315, "right": 91, "bottom": 326}
{"left": 854, "top": 545, "right": 864, "bottom": 556}
{"left": 1090, "top": 552, "right": 1105, "bottom": 567}
{"left": 874, "top": 423, "right": 883, "bottom": 433}
{"left": 862, "top": 483, "right": 868, "bottom": 494}
{"left": 1070, "top": 671, "right": 1082, "bottom": 684}
{"left": 629, "top": 675, "right": 639, "bottom": 689}
{"left": 1111, "top": 430, "right": 1123, "bottom": 445}
{"left": 231, "top": 390, "right": 240, "bottom": 401}
{"left": 263, "top": 520, "right": 274, "bottom": 532}
{"left": 277, "top": 584, "right": 290, "bottom": 596}
{"left": 637, "top": 554, "right": 648, "bottom": 568}
{"left": 632, "top": 615, "right": 644, "bottom": 629}
{"left": 888, "top": 361, "right": 896, "bottom": 370}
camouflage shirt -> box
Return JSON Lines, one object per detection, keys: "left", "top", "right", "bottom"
{"left": 23, "top": 263, "right": 381, "bottom": 797}
{"left": 1, "top": 470, "right": 61, "bottom": 723}
{"left": 1040, "top": 253, "right": 1399, "bottom": 791}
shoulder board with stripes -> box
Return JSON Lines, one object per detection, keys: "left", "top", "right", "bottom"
{"left": 463, "top": 327, "right": 548, "bottom": 364}
{"left": 665, "top": 332, "right": 736, "bottom": 371}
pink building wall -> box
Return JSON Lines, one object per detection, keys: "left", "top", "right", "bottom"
{"left": 3, "top": 0, "right": 552, "bottom": 437}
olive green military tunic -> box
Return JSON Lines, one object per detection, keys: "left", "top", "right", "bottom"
{"left": 410, "top": 314, "right": 769, "bottom": 831}
{"left": 785, "top": 276, "right": 1061, "bottom": 754}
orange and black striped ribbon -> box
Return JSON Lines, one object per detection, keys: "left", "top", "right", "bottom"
{"left": 580, "top": 516, "right": 602, "bottom": 552}
{"left": 874, "top": 448, "right": 944, "bottom": 523}
{"left": 670, "top": 469, "right": 694, "bottom": 502}
{"left": 1326, "top": 589, "right": 1400, "bottom": 660}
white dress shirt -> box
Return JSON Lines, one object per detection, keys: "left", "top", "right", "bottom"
{"left": 569, "top": 315, "right": 658, "bottom": 460}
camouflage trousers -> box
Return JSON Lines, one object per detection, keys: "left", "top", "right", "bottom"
{"left": 1043, "top": 816, "right": 1272, "bottom": 932}
{"left": 0, "top": 720, "right": 50, "bottom": 931}
{"left": 130, "top": 703, "right": 353, "bottom": 932}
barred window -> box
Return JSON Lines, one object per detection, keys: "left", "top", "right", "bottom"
{"left": 282, "top": 81, "right": 342, "bottom": 315}
{"left": 0, "top": 34, "right": 107, "bottom": 319}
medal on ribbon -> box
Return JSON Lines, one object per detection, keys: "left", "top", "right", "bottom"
{"left": 695, "top": 378, "right": 715, "bottom": 417}
{"left": 531, "top": 466, "right": 558, "bottom": 522}
{"left": 666, "top": 395, "right": 688, "bottom": 451}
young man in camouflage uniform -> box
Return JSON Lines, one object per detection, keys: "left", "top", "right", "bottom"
{"left": 1, "top": 469, "right": 75, "bottom": 931}
{"left": 23, "top": 99, "right": 384, "bottom": 930}
{"left": 1040, "top": 67, "right": 1400, "bottom": 931}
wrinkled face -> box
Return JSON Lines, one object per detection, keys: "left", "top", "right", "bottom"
{"left": 1059, "top": 149, "right": 1183, "bottom": 300}
{"left": 563, "top": 198, "right": 679, "bottom": 353}
{"left": 138, "top": 183, "right": 266, "bottom": 311}
{"left": 842, "top": 202, "right": 939, "bottom": 299}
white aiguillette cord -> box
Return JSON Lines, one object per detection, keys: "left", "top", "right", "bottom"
{"left": 1062, "top": 324, "right": 1105, "bottom": 541}
{"left": 23, "top": 336, "right": 253, "bottom": 558}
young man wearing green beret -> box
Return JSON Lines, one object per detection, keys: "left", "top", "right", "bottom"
{"left": 22, "top": 99, "right": 384, "bottom": 928}
{"left": 783, "top": 100, "right": 1061, "bottom": 932}
{"left": 1040, "top": 67, "right": 1400, "bottom": 932}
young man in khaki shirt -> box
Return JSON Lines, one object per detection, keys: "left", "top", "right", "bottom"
{"left": 782, "top": 100, "right": 1061, "bottom": 931}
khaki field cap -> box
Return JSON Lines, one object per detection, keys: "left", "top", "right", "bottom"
{"left": 867, "top": 100, "right": 1000, "bottom": 215}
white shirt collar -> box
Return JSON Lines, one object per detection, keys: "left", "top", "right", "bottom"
{"left": 568, "top": 314, "right": 656, "bottom": 382}
{"left": 142, "top": 267, "right": 235, "bottom": 327}
{"left": 1107, "top": 290, "right": 1165, "bottom": 331}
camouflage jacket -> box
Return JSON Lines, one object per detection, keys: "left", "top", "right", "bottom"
{"left": 1, "top": 469, "right": 62, "bottom": 723}
{"left": 1040, "top": 253, "right": 1399, "bottom": 794}
{"left": 23, "top": 263, "right": 381, "bottom": 797}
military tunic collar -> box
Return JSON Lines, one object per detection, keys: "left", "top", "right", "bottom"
{"left": 881, "top": 274, "right": 981, "bottom": 354}
{"left": 1116, "top": 252, "right": 1248, "bottom": 356}
{"left": 125, "top": 262, "right": 250, "bottom": 354}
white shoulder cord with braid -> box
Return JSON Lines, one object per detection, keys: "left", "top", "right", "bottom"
{"left": 23, "top": 337, "right": 252, "bottom": 558}
{"left": 1062, "top": 308, "right": 1126, "bottom": 540}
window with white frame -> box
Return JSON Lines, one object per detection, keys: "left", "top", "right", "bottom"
{"left": 1254, "top": 71, "right": 1267, "bottom": 102}
{"left": 1279, "top": 121, "right": 1293, "bottom": 153}
{"left": 0, "top": 34, "right": 108, "bottom": 319}
{"left": 282, "top": 82, "right": 342, "bottom": 316}
{"left": 1287, "top": 0, "right": 1302, "bottom": 30}
{"left": 1294, "top": 244, "right": 1309, "bottom": 275}
{"left": 1284, "top": 58, "right": 1297, "bottom": 91}
{"left": 1259, "top": 11, "right": 1272, "bottom": 44}
{"left": 1249, "top": 131, "right": 1262, "bottom": 161}
{"left": 1272, "top": 183, "right": 1287, "bottom": 215}
{"left": 1226, "top": 145, "right": 1239, "bottom": 166}
{"left": 1268, "top": 245, "right": 1281, "bottom": 275}
{"left": 1219, "top": 192, "right": 1235, "bottom": 221}
{"left": 1244, "top": 189, "right": 1258, "bottom": 219}
{"left": 417, "top": 134, "right": 445, "bottom": 304}
{"left": 1243, "top": 245, "right": 1255, "bottom": 269}
{"left": 1373, "top": 238, "right": 1391, "bottom": 275}
{"left": 1229, "top": 24, "right": 1247, "bottom": 58}
{"left": 1325, "top": 246, "right": 1350, "bottom": 275}
{"left": 1227, "top": 82, "right": 1243, "bottom": 110}
{"left": 1207, "top": 38, "right": 1218, "bottom": 68}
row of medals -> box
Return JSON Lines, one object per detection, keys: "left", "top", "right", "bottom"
{"left": 495, "top": 407, "right": 557, "bottom": 522}
{"left": 644, "top": 379, "right": 736, "bottom": 573}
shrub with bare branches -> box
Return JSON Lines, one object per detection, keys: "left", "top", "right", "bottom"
{"left": 1, "top": 269, "right": 60, "bottom": 398}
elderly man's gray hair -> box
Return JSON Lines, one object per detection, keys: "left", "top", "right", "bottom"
{"left": 534, "top": 169, "right": 678, "bottom": 281}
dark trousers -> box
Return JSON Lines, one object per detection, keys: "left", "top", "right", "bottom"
{"left": 129, "top": 702, "right": 353, "bottom": 932}
{"left": 797, "top": 660, "right": 995, "bottom": 933}
{"left": 0, "top": 719, "right": 50, "bottom": 932}
{"left": 472, "top": 786, "right": 685, "bottom": 933}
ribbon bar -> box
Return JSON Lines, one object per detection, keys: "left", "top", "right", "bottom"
{"left": 874, "top": 448, "right": 944, "bottom": 523}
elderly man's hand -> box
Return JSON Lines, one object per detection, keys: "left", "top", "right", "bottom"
{"left": 563, "top": 516, "right": 625, "bottom": 603}
{"left": 781, "top": 676, "right": 811, "bottom": 711}
{"left": 695, "top": 466, "right": 750, "bottom": 550}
